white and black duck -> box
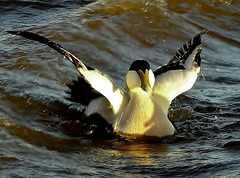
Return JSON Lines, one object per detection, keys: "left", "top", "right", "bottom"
{"left": 7, "top": 29, "right": 208, "bottom": 138}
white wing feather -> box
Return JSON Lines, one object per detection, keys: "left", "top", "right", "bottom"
{"left": 78, "top": 68, "right": 125, "bottom": 114}
{"left": 152, "top": 30, "right": 207, "bottom": 104}
{"left": 7, "top": 31, "right": 126, "bottom": 115}
{"left": 153, "top": 63, "right": 199, "bottom": 103}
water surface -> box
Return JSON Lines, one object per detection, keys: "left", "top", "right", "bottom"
{"left": 1, "top": 0, "right": 240, "bottom": 177}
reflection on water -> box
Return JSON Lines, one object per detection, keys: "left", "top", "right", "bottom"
{"left": 1, "top": 0, "right": 240, "bottom": 177}
{"left": 119, "top": 143, "right": 169, "bottom": 165}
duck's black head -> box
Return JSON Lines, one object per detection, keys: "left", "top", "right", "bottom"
{"left": 126, "top": 60, "right": 155, "bottom": 92}
{"left": 129, "top": 60, "right": 150, "bottom": 74}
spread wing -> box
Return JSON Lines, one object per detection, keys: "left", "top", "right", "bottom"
{"left": 153, "top": 29, "right": 208, "bottom": 103}
{"left": 7, "top": 31, "right": 125, "bottom": 114}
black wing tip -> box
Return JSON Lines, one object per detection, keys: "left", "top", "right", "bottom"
{"left": 175, "top": 29, "right": 208, "bottom": 60}
{"left": 7, "top": 30, "right": 16, "bottom": 34}
{"left": 7, "top": 30, "right": 91, "bottom": 70}
{"left": 7, "top": 30, "right": 31, "bottom": 36}
{"left": 7, "top": 30, "right": 50, "bottom": 44}
{"left": 194, "top": 29, "right": 209, "bottom": 45}
{"left": 200, "top": 29, "right": 210, "bottom": 36}
{"left": 154, "top": 29, "right": 208, "bottom": 76}
{"left": 193, "top": 29, "right": 209, "bottom": 44}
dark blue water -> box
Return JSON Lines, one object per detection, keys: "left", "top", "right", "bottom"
{"left": 1, "top": 0, "right": 240, "bottom": 177}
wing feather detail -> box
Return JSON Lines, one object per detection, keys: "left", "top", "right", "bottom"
{"left": 7, "top": 31, "right": 125, "bottom": 113}
{"left": 153, "top": 30, "right": 208, "bottom": 103}
{"left": 77, "top": 68, "right": 125, "bottom": 114}
{"left": 154, "top": 29, "right": 208, "bottom": 76}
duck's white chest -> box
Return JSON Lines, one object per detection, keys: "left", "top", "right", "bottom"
{"left": 114, "top": 89, "right": 174, "bottom": 137}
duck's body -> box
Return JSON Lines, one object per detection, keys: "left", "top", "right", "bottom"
{"left": 8, "top": 29, "right": 207, "bottom": 138}
{"left": 114, "top": 88, "right": 174, "bottom": 137}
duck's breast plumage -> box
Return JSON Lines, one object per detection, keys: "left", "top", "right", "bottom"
{"left": 114, "top": 88, "right": 174, "bottom": 137}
